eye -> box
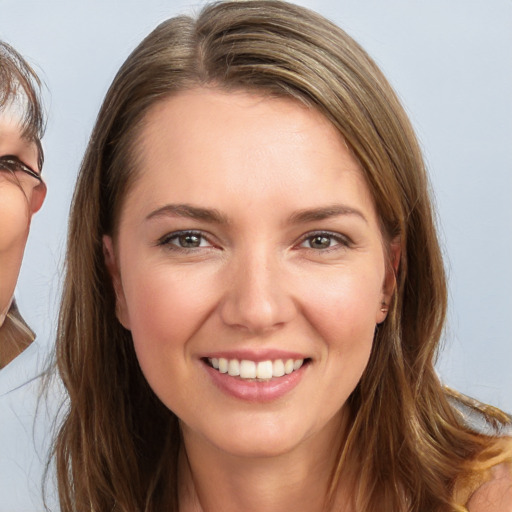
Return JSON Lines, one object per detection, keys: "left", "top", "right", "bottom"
{"left": 0, "top": 155, "right": 41, "bottom": 182}
{"left": 299, "top": 231, "right": 350, "bottom": 250}
{"left": 0, "top": 157, "right": 15, "bottom": 173}
{"left": 158, "top": 230, "right": 213, "bottom": 250}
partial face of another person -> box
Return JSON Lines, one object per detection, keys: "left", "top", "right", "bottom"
{"left": 0, "top": 114, "right": 45, "bottom": 326}
{"left": 105, "top": 89, "right": 396, "bottom": 459}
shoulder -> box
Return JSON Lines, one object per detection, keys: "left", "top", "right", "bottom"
{"left": 466, "top": 462, "right": 512, "bottom": 512}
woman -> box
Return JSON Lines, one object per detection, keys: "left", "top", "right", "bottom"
{"left": 54, "top": 1, "right": 512, "bottom": 511}
{"left": 0, "top": 41, "right": 58, "bottom": 511}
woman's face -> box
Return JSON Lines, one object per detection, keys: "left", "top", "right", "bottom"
{"left": 105, "top": 89, "right": 397, "bottom": 459}
{"left": 0, "top": 115, "right": 45, "bottom": 326}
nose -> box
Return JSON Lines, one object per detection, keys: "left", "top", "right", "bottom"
{"left": 218, "top": 249, "right": 296, "bottom": 334}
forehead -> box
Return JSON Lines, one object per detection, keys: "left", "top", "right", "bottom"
{"left": 138, "top": 88, "right": 356, "bottom": 176}
{"left": 123, "top": 88, "right": 378, "bottom": 226}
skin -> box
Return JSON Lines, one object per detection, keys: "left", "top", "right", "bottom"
{"left": 0, "top": 115, "right": 45, "bottom": 334}
{"left": 103, "top": 88, "right": 399, "bottom": 512}
{"left": 467, "top": 463, "right": 512, "bottom": 512}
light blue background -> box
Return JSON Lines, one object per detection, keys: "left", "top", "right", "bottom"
{"left": 1, "top": 0, "right": 511, "bottom": 412}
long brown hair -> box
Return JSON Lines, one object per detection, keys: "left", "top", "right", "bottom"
{"left": 0, "top": 41, "right": 45, "bottom": 365}
{"left": 54, "top": 2, "right": 511, "bottom": 511}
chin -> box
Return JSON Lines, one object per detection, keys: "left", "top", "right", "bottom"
{"left": 219, "top": 431, "right": 303, "bottom": 459}
{"left": 183, "top": 410, "right": 334, "bottom": 460}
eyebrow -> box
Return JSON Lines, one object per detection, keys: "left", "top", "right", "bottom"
{"left": 146, "top": 203, "right": 229, "bottom": 224}
{"left": 287, "top": 204, "right": 368, "bottom": 225}
{"left": 146, "top": 202, "right": 368, "bottom": 226}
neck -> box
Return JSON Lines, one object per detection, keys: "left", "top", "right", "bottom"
{"left": 178, "top": 410, "right": 354, "bottom": 512}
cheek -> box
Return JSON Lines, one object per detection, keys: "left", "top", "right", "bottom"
{"left": 298, "top": 265, "right": 383, "bottom": 341}
{"left": 0, "top": 185, "right": 30, "bottom": 252}
{"left": 121, "top": 261, "right": 217, "bottom": 369}
{"left": 0, "top": 188, "right": 30, "bottom": 313}
{"left": 122, "top": 262, "right": 222, "bottom": 412}
{"left": 295, "top": 265, "right": 383, "bottom": 391}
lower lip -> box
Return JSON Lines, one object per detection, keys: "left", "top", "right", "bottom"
{"left": 203, "top": 361, "right": 308, "bottom": 402}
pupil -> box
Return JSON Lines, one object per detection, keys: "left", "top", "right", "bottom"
{"left": 180, "top": 234, "right": 200, "bottom": 247}
{"left": 311, "top": 235, "right": 330, "bottom": 249}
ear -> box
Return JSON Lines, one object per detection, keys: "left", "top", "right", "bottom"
{"left": 29, "top": 180, "right": 46, "bottom": 214}
{"left": 377, "top": 236, "right": 401, "bottom": 324}
{"left": 103, "top": 235, "right": 131, "bottom": 330}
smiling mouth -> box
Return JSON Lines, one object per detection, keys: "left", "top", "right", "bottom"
{"left": 205, "top": 357, "right": 310, "bottom": 381}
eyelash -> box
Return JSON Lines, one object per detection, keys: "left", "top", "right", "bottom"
{"left": 297, "top": 231, "right": 352, "bottom": 252}
{"left": 0, "top": 155, "right": 30, "bottom": 170}
{"left": 157, "top": 229, "right": 352, "bottom": 253}
{"left": 0, "top": 155, "right": 40, "bottom": 180}
{"left": 157, "top": 230, "right": 215, "bottom": 252}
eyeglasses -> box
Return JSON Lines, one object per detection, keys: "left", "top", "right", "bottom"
{"left": 0, "top": 155, "right": 42, "bottom": 183}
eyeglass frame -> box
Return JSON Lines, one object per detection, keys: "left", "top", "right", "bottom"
{"left": 0, "top": 154, "right": 43, "bottom": 182}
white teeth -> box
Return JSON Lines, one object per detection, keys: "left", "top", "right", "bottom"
{"left": 256, "top": 360, "right": 273, "bottom": 379}
{"left": 284, "top": 359, "right": 294, "bottom": 374}
{"left": 272, "top": 359, "right": 285, "bottom": 377}
{"left": 218, "top": 358, "right": 228, "bottom": 373}
{"left": 240, "top": 360, "right": 256, "bottom": 379}
{"left": 228, "top": 359, "right": 240, "bottom": 376}
{"left": 208, "top": 357, "right": 305, "bottom": 380}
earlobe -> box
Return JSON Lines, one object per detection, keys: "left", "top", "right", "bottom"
{"left": 103, "top": 235, "right": 131, "bottom": 330}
